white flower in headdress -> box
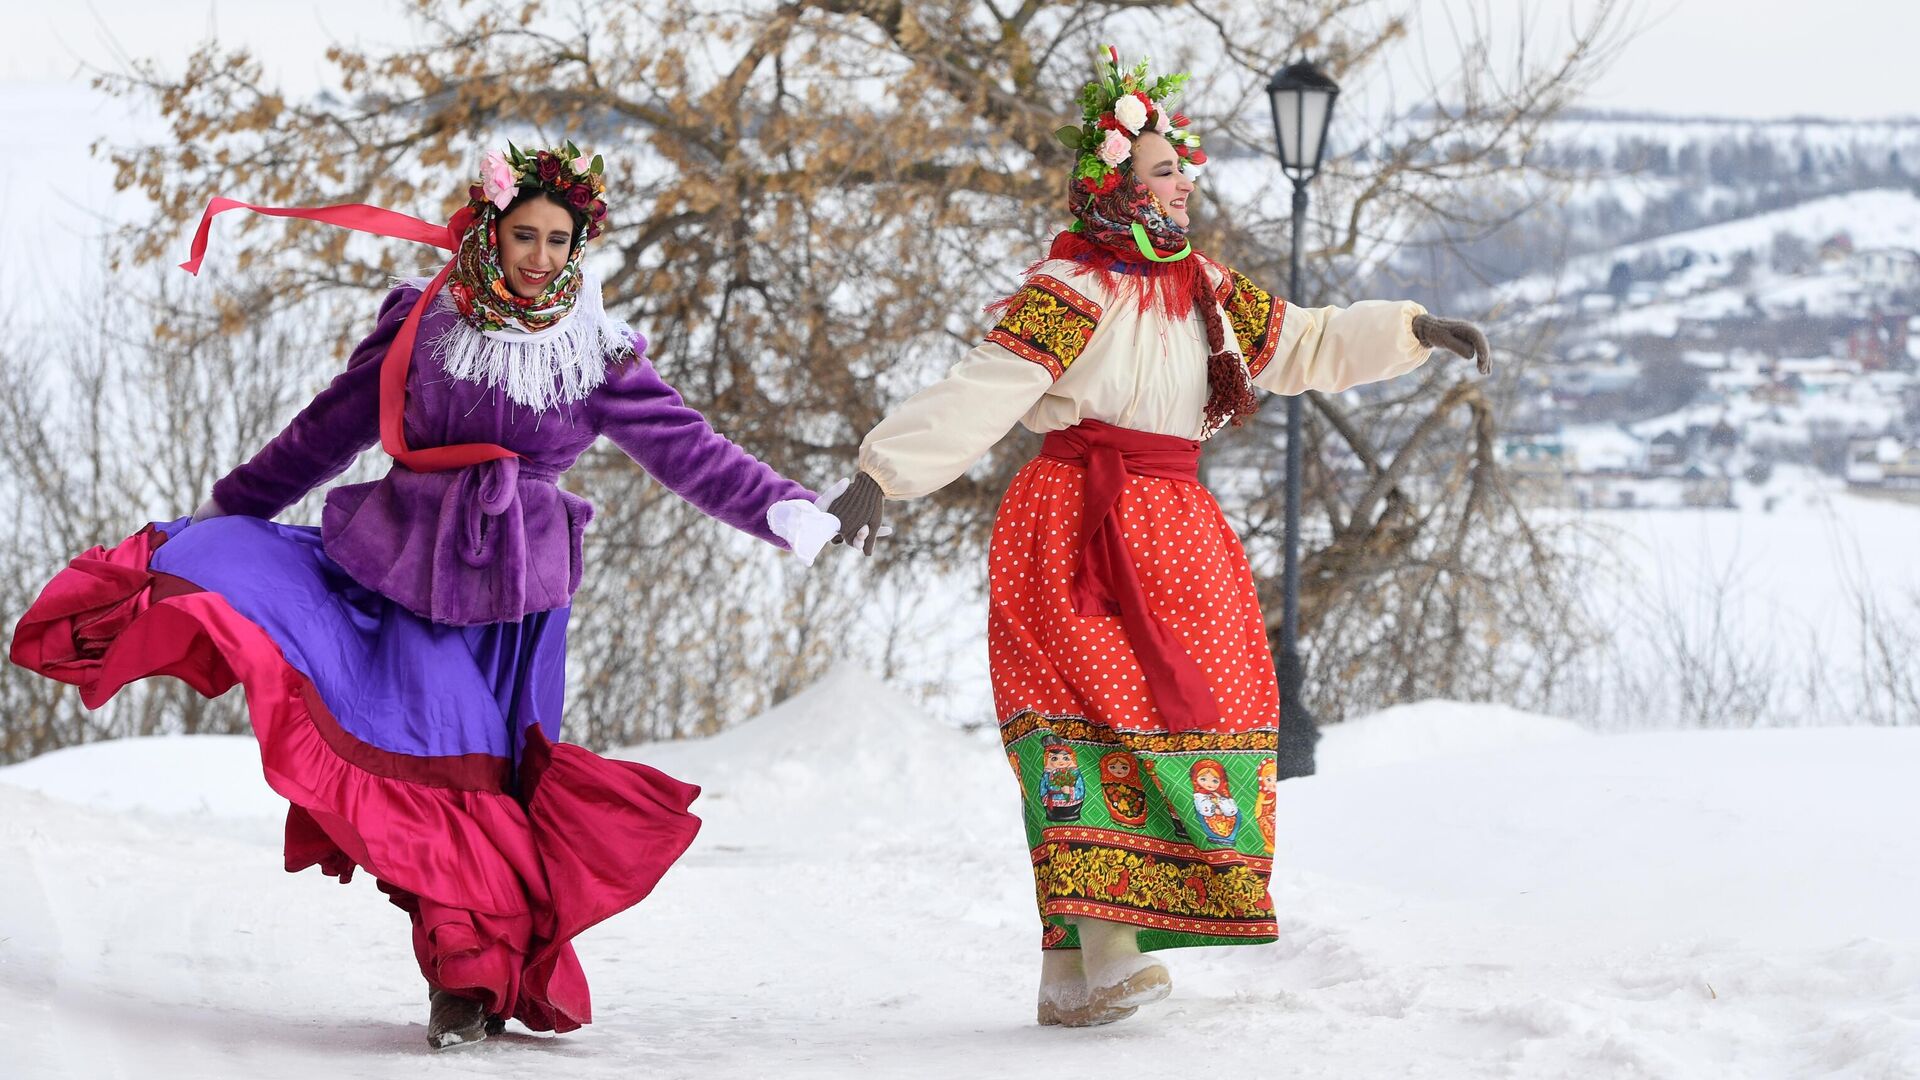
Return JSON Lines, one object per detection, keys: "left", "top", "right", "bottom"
{"left": 1098, "top": 129, "right": 1133, "bottom": 167}
{"left": 1113, "top": 94, "right": 1149, "bottom": 135}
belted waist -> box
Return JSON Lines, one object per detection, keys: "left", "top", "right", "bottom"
{"left": 1036, "top": 420, "right": 1219, "bottom": 732}
{"left": 321, "top": 455, "right": 588, "bottom": 626}
{"left": 401, "top": 456, "right": 563, "bottom": 484}
{"left": 441, "top": 457, "right": 558, "bottom": 569}
{"left": 1039, "top": 421, "right": 1201, "bottom": 482}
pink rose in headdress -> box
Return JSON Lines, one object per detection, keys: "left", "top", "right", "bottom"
{"left": 1097, "top": 129, "right": 1132, "bottom": 167}
{"left": 1153, "top": 108, "right": 1172, "bottom": 134}
{"left": 480, "top": 149, "right": 520, "bottom": 211}
{"left": 1113, "top": 94, "right": 1148, "bottom": 135}
{"left": 572, "top": 155, "right": 591, "bottom": 174}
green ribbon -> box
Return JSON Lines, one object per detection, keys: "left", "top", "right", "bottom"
{"left": 1130, "top": 221, "right": 1191, "bottom": 263}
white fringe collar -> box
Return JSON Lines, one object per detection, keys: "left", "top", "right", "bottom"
{"left": 399, "top": 270, "right": 634, "bottom": 411}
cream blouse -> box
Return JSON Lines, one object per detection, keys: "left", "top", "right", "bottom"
{"left": 858, "top": 255, "right": 1432, "bottom": 499}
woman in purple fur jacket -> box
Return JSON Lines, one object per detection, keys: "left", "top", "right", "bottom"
{"left": 9, "top": 144, "right": 844, "bottom": 1050}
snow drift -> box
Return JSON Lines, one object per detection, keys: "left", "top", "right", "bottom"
{"left": 3, "top": 668, "right": 1917, "bottom": 1078}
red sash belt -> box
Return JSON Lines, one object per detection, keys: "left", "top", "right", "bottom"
{"left": 1039, "top": 419, "right": 1220, "bottom": 733}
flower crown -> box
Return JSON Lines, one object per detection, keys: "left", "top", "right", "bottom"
{"left": 1054, "top": 46, "right": 1207, "bottom": 196}
{"left": 467, "top": 140, "right": 611, "bottom": 241}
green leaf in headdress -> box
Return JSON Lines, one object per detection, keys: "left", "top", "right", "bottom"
{"left": 566, "top": 139, "right": 581, "bottom": 159}
{"left": 591, "top": 154, "right": 604, "bottom": 174}
{"left": 1054, "top": 125, "right": 1087, "bottom": 150}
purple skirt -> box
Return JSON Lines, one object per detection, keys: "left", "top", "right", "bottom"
{"left": 151, "top": 515, "right": 566, "bottom": 775}
{"left": 12, "top": 515, "right": 702, "bottom": 1031}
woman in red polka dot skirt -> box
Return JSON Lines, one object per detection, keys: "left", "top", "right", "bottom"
{"left": 828, "top": 47, "right": 1491, "bottom": 1027}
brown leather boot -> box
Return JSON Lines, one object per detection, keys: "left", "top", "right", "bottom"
{"left": 427, "top": 987, "right": 490, "bottom": 1050}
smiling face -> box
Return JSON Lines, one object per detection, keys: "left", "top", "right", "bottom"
{"left": 1043, "top": 747, "right": 1076, "bottom": 772}
{"left": 1196, "top": 769, "right": 1222, "bottom": 793}
{"left": 1131, "top": 132, "right": 1194, "bottom": 228}
{"left": 497, "top": 195, "right": 577, "bottom": 298}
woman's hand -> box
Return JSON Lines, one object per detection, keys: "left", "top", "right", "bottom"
{"left": 826, "top": 473, "right": 887, "bottom": 556}
{"left": 1412, "top": 314, "right": 1492, "bottom": 375}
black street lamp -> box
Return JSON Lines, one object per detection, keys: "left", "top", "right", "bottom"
{"left": 1266, "top": 58, "right": 1340, "bottom": 780}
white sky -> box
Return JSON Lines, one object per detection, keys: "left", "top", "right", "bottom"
{"left": 8, "top": 1, "right": 405, "bottom": 91}
{"left": 1473, "top": 0, "right": 1920, "bottom": 119}
{"left": 0, "top": 0, "right": 1914, "bottom": 299}
{"left": 5, "top": 0, "right": 1917, "bottom": 120}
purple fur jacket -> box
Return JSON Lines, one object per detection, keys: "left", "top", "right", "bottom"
{"left": 210, "top": 285, "right": 812, "bottom": 625}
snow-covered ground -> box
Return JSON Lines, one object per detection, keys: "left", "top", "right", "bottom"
{"left": 1548, "top": 465, "right": 1920, "bottom": 727}
{"left": 4, "top": 668, "right": 1917, "bottom": 1078}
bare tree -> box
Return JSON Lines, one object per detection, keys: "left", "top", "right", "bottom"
{"left": 2, "top": 0, "right": 1646, "bottom": 761}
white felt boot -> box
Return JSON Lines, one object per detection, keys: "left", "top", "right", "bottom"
{"left": 1035, "top": 948, "right": 1139, "bottom": 1027}
{"left": 1073, "top": 917, "right": 1171, "bottom": 1010}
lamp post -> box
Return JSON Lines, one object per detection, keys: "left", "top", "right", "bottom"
{"left": 1266, "top": 58, "right": 1339, "bottom": 780}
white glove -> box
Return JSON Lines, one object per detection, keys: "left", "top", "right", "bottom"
{"left": 773, "top": 478, "right": 893, "bottom": 565}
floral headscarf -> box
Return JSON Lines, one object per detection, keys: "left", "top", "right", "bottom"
{"left": 447, "top": 143, "right": 610, "bottom": 336}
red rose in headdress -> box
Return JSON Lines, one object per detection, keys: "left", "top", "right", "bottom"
{"left": 1097, "top": 113, "right": 1127, "bottom": 132}
{"left": 566, "top": 184, "right": 593, "bottom": 210}
{"left": 1188, "top": 149, "right": 1208, "bottom": 166}
{"left": 536, "top": 153, "right": 562, "bottom": 183}
{"left": 1171, "top": 112, "right": 1191, "bottom": 128}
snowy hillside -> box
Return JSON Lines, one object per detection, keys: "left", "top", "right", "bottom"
{"left": 5, "top": 667, "right": 1917, "bottom": 1078}
{"left": 1487, "top": 187, "right": 1920, "bottom": 310}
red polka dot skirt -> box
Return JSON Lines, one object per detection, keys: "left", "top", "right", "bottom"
{"left": 991, "top": 455, "right": 1280, "bottom": 952}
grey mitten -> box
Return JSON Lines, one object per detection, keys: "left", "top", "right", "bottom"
{"left": 826, "top": 472, "right": 887, "bottom": 556}
{"left": 1412, "top": 314, "right": 1493, "bottom": 375}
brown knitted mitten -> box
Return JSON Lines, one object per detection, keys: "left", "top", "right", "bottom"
{"left": 1412, "top": 314, "right": 1493, "bottom": 375}
{"left": 826, "top": 472, "right": 887, "bottom": 555}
